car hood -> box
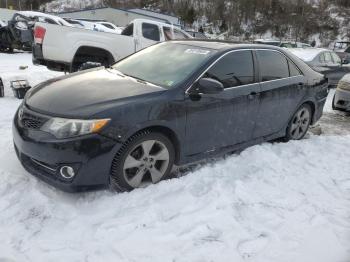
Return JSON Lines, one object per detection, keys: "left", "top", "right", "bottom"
{"left": 25, "top": 68, "right": 166, "bottom": 118}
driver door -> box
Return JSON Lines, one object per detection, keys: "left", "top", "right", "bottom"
{"left": 185, "top": 50, "right": 261, "bottom": 156}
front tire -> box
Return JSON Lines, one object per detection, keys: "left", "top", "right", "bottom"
{"left": 332, "top": 93, "right": 337, "bottom": 110}
{"left": 77, "top": 62, "right": 102, "bottom": 71}
{"left": 110, "top": 131, "right": 175, "bottom": 192}
{"left": 285, "top": 104, "right": 312, "bottom": 141}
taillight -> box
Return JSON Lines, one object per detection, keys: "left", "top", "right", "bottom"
{"left": 34, "top": 26, "right": 46, "bottom": 44}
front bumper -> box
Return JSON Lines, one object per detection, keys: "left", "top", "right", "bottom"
{"left": 334, "top": 88, "right": 350, "bottom": 111}
{"left": 13, "top": 107, "right": 121, "bottom": 192}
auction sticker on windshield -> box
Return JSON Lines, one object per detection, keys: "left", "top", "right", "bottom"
{"left": 185, "top": 49, "right": 211, "bottom": 55}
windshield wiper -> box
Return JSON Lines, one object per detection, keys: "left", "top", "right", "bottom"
{"left": 107, "top": 68, "right": 126, "bottom": 78}
{"left": 123, "top": 74, "right": 149, "bottom": 85}
{"left": 109, "top": 68, "right": 155, "bottom": 86}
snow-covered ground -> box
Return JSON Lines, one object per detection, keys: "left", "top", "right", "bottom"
{"left": 0, "top": 53, "right": 350, "bottom": 262}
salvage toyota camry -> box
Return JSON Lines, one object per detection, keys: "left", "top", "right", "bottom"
{"left": 13, "top": 40, "right": 329, "bottom": 192}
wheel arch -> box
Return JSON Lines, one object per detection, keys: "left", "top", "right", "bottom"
{"left": 72, "top": 46, "right": 115, "bottom": 71}
{"left": 122, "top": 125, "right": 182, "bottom": 165}
{"left": 302, "top": 100, "right": 316, "bottom": 124}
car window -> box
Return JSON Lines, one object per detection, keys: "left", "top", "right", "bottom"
{"left": 142, "top": 23, "right": 160, "bottom": 41}
{"left": 45, "top": 18, "right": 57, "bottom": 25}
{"left": 204, "top": 50, "right": 255, "bottom": 88}
{"left": 331, "top": 52, "right": 341, "bottom": 64}
{"left": 102, "top": 23, "right": 114, "bottom": 29}
{"left": 114, "top": 43, "right": 216, "bottom": 88}
{"left": 324, "top": 52, "right": 333, "bottom": 63}
{"left": 280, "top": 43, "right": 295, "bottom": 48}
{"left": 257, "top": 50, "right": 289, "bottom": 81}
{"left": 163, "top": 27, "right": 173, "bottom": 41}
{"left": 318, "top": 53, "right": 325, "bottom": 63}
{"left": 121, "top": 23, "right": 133, "bottom": 36}
{"left": 173, "top": 29, "right": 189, "bottom": 39}
{"left": 288, "top": 59, "right": 302, "bottom": 76}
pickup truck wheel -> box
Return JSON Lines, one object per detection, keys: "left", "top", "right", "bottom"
{"left": 78, "top": 62, "right": 102, "bottom": 71}
{"left": 110, "top": 131, "right": 175, "bottom": 192}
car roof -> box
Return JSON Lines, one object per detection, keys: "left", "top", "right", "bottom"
{"left": 287, "top": 48, "right": 329, "bottom": 62}
{"left": 167, "top": 40, "right": 322, "bottom": 81}
{"left": 172, "top": 40, "right": 286, "bottom": 51}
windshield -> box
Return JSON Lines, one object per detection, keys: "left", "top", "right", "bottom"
{"left": 113, "top": 42, "right": 216, "bottom": 88}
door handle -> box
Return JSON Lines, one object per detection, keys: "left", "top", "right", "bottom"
{"left": 248, "top": 92, "right": 260, "bottom": 100}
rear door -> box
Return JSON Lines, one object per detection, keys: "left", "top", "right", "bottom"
{"left": 185, "top": 50, "right": 261, "bottom": 155}
{"left": 253, "top": 49, "right": 305, "bottom": 138}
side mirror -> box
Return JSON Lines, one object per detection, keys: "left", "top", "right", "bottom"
{"left": 194, "top": 78, "right": 224, "bottom": 94}
{"left": 342, "top": 59, "right": 349, "bottom": 65}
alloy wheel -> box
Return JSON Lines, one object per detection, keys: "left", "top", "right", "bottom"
{"left": 122, "top": 139, "right": 170, "bottom": 188}
{"left": 290, "top": 107, "right": 311, "bottom": 140}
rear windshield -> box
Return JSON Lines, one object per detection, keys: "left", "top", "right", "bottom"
{"left": 113, "top": 43, "right": 216, "bottom": 88}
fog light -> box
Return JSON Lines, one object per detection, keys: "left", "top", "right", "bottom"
{"left": 60, "top": 166, "right": 75, "bottom": 179}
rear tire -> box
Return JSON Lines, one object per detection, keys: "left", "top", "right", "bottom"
{"left": 77, "top": 62, "right": 102, "bottom": 71}
{"left": 110, "top": 131, "right": 175, "bottom": 192}
{"left": 284, "top": 104, "right": 312, "bottom": 141}
{"left": 0, "top": 78, "right": 4, "bottom": 97}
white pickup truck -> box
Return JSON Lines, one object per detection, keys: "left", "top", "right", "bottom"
{"left": 33, "top": 18, "right": 191, "bottom": 72}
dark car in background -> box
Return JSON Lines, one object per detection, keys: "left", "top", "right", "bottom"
{"left": 13, "top": 41, "right": 328, "bottom": 193}
{"left": 333, "top": 41, "right": 350, "bottom": 64}
{"left": 289, "top": 48, "right": 350, "bottom": 87}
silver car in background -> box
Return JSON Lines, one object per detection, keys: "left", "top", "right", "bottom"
{"left": 289, "top": 48, "right": 350, "bottom": 87}
{"left": 333, "top": 74, "right": 350, "bottom": 112}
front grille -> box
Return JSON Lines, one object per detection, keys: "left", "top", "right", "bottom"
{"left": 19, "top": 109, "right": 47, "bottom": 130}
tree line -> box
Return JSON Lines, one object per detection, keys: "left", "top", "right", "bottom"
{"left": 2, "top": 0, "right": 350, "bottom": 45}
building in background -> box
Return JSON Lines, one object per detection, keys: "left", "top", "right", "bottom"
{"left": 128, "top": 8, "right": 180, "bottom": 26}
{"left": 55, "top": 7, "right": 180, "bottom": 27}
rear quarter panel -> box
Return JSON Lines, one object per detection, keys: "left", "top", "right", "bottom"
{"left": 39, "top": 22, "right": 135, "bottom": 64}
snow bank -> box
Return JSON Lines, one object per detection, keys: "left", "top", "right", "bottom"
{"left": 0, "top": 52, "right": 62, "bottom": 97}
{"left": 0, "top": 53, "right": 350, "bottom": 262}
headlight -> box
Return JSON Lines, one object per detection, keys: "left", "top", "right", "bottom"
{"left": 40, "top": 118, "right": 110, "bottom": 139}
{"left": 337, "top": 81, "right": 350, "bottom": 91}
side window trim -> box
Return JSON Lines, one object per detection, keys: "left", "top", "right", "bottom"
{"left": 256, "top": 49, "right": 303, "bottom": 82}
{"left": 186, "top": 49, "right": 257, "bottom": 93}
{"left": 207, "top": 50, "right": 256, "bottom": 89}
{"left": 186, "top": 48, "right": 303, "bottom": 94}
{"left": 287, "top": 58, "right": 303, "bottom": 77}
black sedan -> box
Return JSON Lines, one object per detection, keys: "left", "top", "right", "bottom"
{"left": 13, "top": 41, "right": 329, "bottom": 192}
